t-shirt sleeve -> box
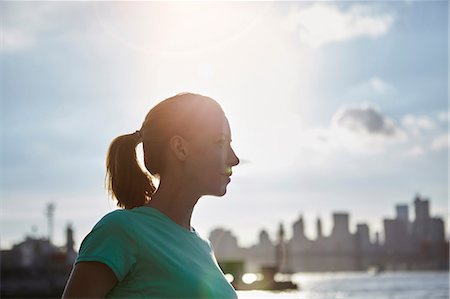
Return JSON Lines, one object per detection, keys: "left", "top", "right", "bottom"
{"left": 75, "top": 211, "right": 136, "bottom": 281}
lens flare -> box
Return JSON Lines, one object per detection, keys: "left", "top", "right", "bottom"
{"left": 226, "top": 166, "right": 233, "bottom": 176}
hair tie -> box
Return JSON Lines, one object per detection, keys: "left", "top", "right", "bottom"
{"left": 134, "top": 130, "right": 143, "bottom": 142}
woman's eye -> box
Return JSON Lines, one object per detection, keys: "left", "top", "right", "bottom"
{"left": 216, "top": 139, "right": 228, "bottom": 147}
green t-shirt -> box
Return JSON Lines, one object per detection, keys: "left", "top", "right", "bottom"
{"left": 76, "top": 206, "right": 237, "bottom": 299}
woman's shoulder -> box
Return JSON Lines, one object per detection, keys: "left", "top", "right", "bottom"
{"left": 93, "top": 208, "right": 134, "bottom": 230}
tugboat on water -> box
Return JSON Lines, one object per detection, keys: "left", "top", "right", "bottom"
{"left": 219, "top": 223, "right": 298, "bottom": 291}
{"left": 219, "top": 262, "right": 298, "bottom": 291}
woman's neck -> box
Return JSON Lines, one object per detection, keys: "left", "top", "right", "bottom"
{"left": 145, "top": 177, "right": 200, "bottom": 230}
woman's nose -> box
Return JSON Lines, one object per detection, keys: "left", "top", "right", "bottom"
{"left": 229, "top": 147, "right": 240, "bottom": 166}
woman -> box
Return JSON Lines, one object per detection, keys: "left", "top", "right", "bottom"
{"left": 62, "top": 93, "right": 240, "bottom": 298}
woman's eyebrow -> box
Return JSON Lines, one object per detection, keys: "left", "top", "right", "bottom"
{"left": 218, "top": 134, "right": 232, "bottom": 141}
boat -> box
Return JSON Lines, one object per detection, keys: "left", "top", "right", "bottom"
{"left": 219, "top": 261, "right": 298, "bottom": 291}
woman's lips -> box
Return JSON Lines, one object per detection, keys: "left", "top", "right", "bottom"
{"left": 221, "top": 174, "right": 231, "bottom": 182}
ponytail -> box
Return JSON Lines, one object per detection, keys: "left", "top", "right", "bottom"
{"left": 105, "top": 131, "right": 155, "bottom": 209}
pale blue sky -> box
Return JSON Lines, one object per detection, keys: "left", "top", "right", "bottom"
{"left": 1, "top": 1, "right": 448, "bottom": 249}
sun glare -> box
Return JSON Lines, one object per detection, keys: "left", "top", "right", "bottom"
{"left": 93, "top": 2, "right": 272, "bottom": 56}
{"left": 242, "top": 273, "right": 258, "bottom": 284}
{"left": 224, "top": 273, "right": 234, "bottom": 283}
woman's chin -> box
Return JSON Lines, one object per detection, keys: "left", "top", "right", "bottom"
{"left": 206, "top": 186, "right": 227, "bottom": 197}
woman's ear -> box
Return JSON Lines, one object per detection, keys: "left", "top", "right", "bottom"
{"left": 169, "top": 135, "right": 189, "bottom": 161}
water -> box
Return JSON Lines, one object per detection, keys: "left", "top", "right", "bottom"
{"left": 236, "top": 271, "right": 449, "bottom": 299}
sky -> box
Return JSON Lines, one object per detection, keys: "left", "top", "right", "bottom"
{"left": 1, "top": 1, "right": 448, "bottom": 249}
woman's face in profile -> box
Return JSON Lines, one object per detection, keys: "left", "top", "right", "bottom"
{"left": 184, "top": 112, "right": 239, "bottom": 197}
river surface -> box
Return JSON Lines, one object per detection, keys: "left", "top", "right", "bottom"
{"left": 236, "top": 271, "right": 448, "bottom": 299}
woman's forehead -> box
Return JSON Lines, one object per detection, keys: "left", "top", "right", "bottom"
{"left": 194, "top": 113, "right": 231, "bottom": 138}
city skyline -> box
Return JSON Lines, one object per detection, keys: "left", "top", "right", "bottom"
{"left": 2, "top": 2, "right": 448, "bottom": 249}
{"left": 210, "top": 194, "right": 448, "bottom": 273}
{"left": 1, "top": 193, "right": 446, "bottom": 251}
{"left": 210, "top": 193, "right": 447, "bottom": 247}
{"left": 3, "top": 194, "right": 446, "bottom": 269}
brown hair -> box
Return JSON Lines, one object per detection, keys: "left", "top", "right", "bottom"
{"left": 105, "top": 92, "right": 223, "bottom": 209}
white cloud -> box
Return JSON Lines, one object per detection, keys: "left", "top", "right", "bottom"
{"left": 331, "top": 104, "right": 406, "bottom": 154}
{"left": 300, "top": 104, "right": 406, "bottom": 155}
{"left": 396, "top": 113, "right": 447, "bottom": 157}
{"left": 437, "top": 111, "right": 448, "bottom": 123}
{"left": 2, "top": 28, "right": 34, "bottom": 52}
{"left": 401, "top": 114, "right": 437, "bottom": 135}
{"left": 1, "top": 3, "right": 73, "bottom": 52}
{"left": 332, "top": 104, "right": 401, "bottom": 137}
{"left": 283, "top": 4, "right": 395, "bottom": 48}
{"left": 369, "top": 77, "right": 391, "bottom": 94}
{"left": 346, "top": 76, "right": 396, "bottom": 102}
{"left": 404, "top": 146, "right": 425, "bottom": 157}
{"left": 431, "top": 134, "right": 449, "bottom": 151}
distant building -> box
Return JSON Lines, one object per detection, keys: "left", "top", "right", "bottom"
{"left": 429, "top": 218, "right": 445, "bottom": 242}
{"left": 289, "top": 215, "right": 311, "bottom": 252}
{"left": 412, "top": 195, "right": 431, "bottom": 244}
{"left": 275, "top": 223, "right": 287, "bottom": 272}
{"left": 384, "top": 218, "right": 411, "bottom": 254}
{"left": 247, "top": 230, "right": 276, "bottom": 271}
{"left": 209, "top": 228, "right": 242, "bottom": 262}
{"left": 316, "top": 217, "right": 323, "bottom": 239}
{"left": 1, "top": 224, "right": 76, "bottom": 298}
{"left": 382, "top": 194, "right": 447, "bottom": 270}
{"left": 356, "top": 224, "right": 371, "bottom": 253}
{"left": 396, "top": 205, "right": 409, "bottom": 223}
{"left": 212, "top": 194, "right": 448, "bottom": 273}
{"left": 330, "top": 213, "right": 354, "bottom": 254}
